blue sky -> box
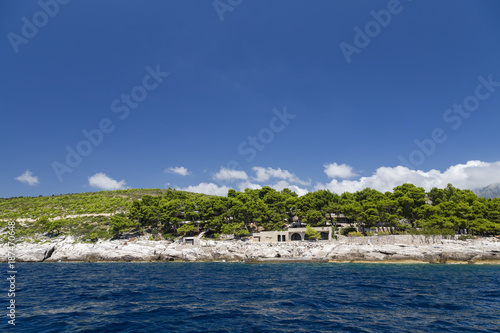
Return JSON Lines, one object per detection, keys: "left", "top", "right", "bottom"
{"left": 2, "top": 0, "right": 500, "bottom": 198}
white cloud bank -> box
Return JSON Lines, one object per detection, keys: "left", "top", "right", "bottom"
{"left": 165, "top": 166, "right": 190, "bottom": 176}
{"left": 252, "top": 166, "right": 310, "bottom": 185}
{"left": 237, "top": 181, "right": 262, "bottom": 191}
{"left": 179, "top": 180, "right": 309, "bottom": 197}
{"left": 15, "top": 170, "right": 39, "bottom": 186}
{"left": 172, "top": 161, "right": 500, "bottom": 197}
{"left": 323, "top": 163, "right": 357, "bottom": 179}
{"left": 271, "top": 180, "right": 309, "bottom": 196}
{"left": 213, "top": 167, "right": 248, "bottom": 182}
{"left": 179, "top": 182, "right": 231, "bottom": 196}
{"left": 316, "top": 160, "right": 500, "bottom": 194}
{"left": 88, "top": 173, "right": 127, "bottom": 191}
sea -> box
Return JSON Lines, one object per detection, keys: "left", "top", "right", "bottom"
{"left": 4, "top": 262, "right": 500, "bottom": 332}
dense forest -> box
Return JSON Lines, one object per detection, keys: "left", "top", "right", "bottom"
{"left": 1, "top": 184, "right": 499, "bottom": 242}
{"left": 124, "top": 184, "right": 500, "bottom": 238}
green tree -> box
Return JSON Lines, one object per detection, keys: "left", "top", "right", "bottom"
{"left": 177, "top": 223, "right": 197, "bottom": 236}
{"left": 42, "top": 218, "right": 63, "bottom": 235}
{"left": 360, "top": 202, "right": 380, "bottom": 229}
{"left": 393, "top": 183, "right": 426, "bottom": 227}
{"left": 221, "top": 222, "right": 245, "bottom": 235}
{"left": 111, "top": 214, "right": 139, "bottom": 236}
{"left": 304, "top": 210, "right": 326, "bottom": 226}
{"left": 306, "top": 225, "right": 321, "bottom": 240}
{"left": 234, "top": 228, "right": 250, "bottom": 237}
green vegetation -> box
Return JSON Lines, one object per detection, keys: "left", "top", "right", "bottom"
{"left": 177, "top": 223, "right": 197, "bottom": 236}
{"left": 458, "top": 234, "right": 476, "bottom": 241}
{"left": 1, "top": 184, "right": 499, "bottom": 243}
{"left": 0, "top": 189, "right": 169, "bottom": 220}
{"left": 306, "top": 225, "right": 321, "bottom": 240}
{"left": 110, "top": 214, "right": 140, "bottom": 236}
{"left": 221, "top": 222, "right": 247, "bottom": 236}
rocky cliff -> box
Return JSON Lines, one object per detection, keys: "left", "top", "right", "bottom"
{"left": 2, "top": 235, "right": 499, "bottom": 264}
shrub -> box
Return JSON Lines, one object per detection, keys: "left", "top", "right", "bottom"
{"left": 177, "top": 223, "right": 197, "bottom": 236}
{"left": 221, "top": 223, "right": 236, "bottom": 235}
{"left": 221, "top": 222, "right": 247, "bottom": 236}
{"left": 306, "top": 225, "right": 321, "bottom": 240}
{"left": 234, "top": 229, "right": 250, "bottom": 237}
{"left": 458, "top": 234, "right": 476, "bottom": 241}
{"left": 409, "top": 227, "right": 455, "bottom": 237}
{"left": 347, "top": 231, "right": 364, "bottom": 237}
{"left": 162, "top": 233, "right": 176, "bottom": 241}
{"left": 111, "top": 214, "right": 139, "bottom": 236}
{"left": 95, "top": 229, "right": 112, "bottom": 240}
{"left": 83, "top": 233, "right": 98, "bottom": 243}
{"left": 42, "top": 219, "right": 64, "bottom": 235}
{"left": 341, "top": 226, "right": 357, "bottom": 236}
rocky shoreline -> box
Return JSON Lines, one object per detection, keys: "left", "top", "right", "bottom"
{"left": 2, "top": 235, "right": 499, "bottom": 264}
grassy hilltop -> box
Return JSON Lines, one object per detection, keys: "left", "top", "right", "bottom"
{"left": 0, "top": 189, "right": 205, "bottom": 242}
{"left": 1, "top": 189, "right": 177, "bottom": 220}
{"left": 1, "top": 184, "right": 500, "bottom": 244}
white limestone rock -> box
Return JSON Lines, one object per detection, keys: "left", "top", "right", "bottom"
{"left": 1, "top": 235, "right": 498, "bottom": 263}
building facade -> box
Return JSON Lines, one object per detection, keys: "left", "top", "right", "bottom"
{"left": 252, "top": 227, "right": 333, "bottom": 243}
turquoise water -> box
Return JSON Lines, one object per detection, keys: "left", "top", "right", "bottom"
{"left": 5, "top": 263, "right": 500, "bottom": 332}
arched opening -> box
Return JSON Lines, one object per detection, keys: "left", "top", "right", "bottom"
{"left": 291, "top": 233, "right": 302, "bottom": 241}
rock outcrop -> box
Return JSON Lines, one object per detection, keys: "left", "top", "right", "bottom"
{"left": 1, "top": 235, "right": 499, "bottom": 264}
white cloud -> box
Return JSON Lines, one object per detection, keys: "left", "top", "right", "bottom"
{"left": 179, "top": 180, "right": 308, "bottom": 197}
{"left": 323, "top": 163, "right": 357, "bottom": 179}
{"left": 15, "top": 170, "right": 39, "bottom": 186}
{"left": 237, "top": 181, "right": 262, "bottom": 191}
{"left": 178, "top": 182, "right": 231, "bottom": 196}
{"left": 214, "top": 167, "right": 248, "bottom": 182}
{"left": 88, "top": 173, "right": 127, "bottom": 191}
{"left": 315, "top": 160, "right": 500, "bottom": 194}
{"left": 252, "top": 167, "right": 310, "bottom": 185}
{"left": 171, "top": 161, "right": 500, "bottom": 197}
{"left": 165, "top": 166, "right": 190, "bottom": 176}
{"left": 271, "top": 180, "right": 309, "bottom": 196}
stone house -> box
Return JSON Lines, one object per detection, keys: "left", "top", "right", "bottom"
{"left": 252, "top": 226, "right": 332, "bottom": 243}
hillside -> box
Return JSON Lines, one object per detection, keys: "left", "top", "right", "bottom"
{"left": 0, "top": 188, "right": 193, "bottom": 220}
{"left": 474, "top": 183, "right": 500, "bottom": 199}
{"left": 1, "top": 184, "right": 500, "bottom": 244}
{"left": 0, "top": 189, "right": 204, "bottom": 242}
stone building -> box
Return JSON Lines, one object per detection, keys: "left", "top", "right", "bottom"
{"left": 252, "top": 227, "right": 332, "bottom": 243}
{"left": 181, "top": 237, "right": 201, "bottom": 246}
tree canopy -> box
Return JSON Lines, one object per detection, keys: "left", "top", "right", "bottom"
{"left": 2, "top": 185, "right": 499, "bottom": 242}
{"left": 124, "top": 184, "right": 500, "bottom": 237}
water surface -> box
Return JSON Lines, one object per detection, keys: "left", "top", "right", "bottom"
{"left": 5, "top": 263, "right": 500, "bottom": 332}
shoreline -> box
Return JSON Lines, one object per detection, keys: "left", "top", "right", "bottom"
{"left": 9, "top": 259, "right": 500, "bottom": 265}
{"left": 2, "top": 235, "right": 499, "bottom": 264}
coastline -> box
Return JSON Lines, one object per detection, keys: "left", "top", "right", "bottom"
{"left": 2, "top": 235, "right": 499, "bottom": 264}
